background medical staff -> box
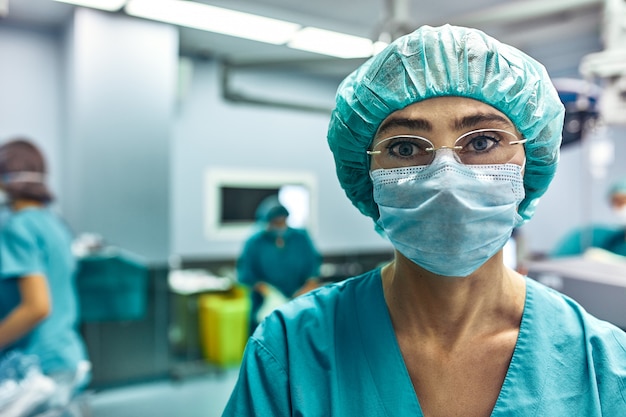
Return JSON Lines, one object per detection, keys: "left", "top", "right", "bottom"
{"left": 0, "top": 138, "right": 90, "bottom": 407}
{"left": 236, "top": 195, "right": 321, "bottom": 333}
{"left": 551, "top": 176, "right": 626, "bottom": 257}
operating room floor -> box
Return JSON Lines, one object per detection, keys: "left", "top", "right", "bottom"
{"left": 86, "top": 368, "right": 239, "bottom": 417}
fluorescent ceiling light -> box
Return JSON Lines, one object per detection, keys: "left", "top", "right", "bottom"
{"left": 125, "top": 0, "right": 301, "bottom": 45}
{"left": 288, "top": 27, "right": 374, "bottom": 59}
{"left": 54, "top": 0, "right": 127, "bottom": 12}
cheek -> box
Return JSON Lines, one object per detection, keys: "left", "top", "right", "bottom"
{"left": 611, "top": 195, "right": 626, "bottom": 208}
{"left": 511, "top": 148, "right": 526, "bottom": 171}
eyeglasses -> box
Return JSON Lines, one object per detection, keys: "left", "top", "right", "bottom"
{"left": 367, "top": 129, "right": 527, "bottom": 168}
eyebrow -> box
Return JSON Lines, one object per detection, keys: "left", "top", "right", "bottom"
{"left": 375, "top": 112, "right": 514, "bottom": 137}
{"left": 453, "top": 113, "right": 514, "bottom": 131}
{"left": 375, "top": 117, "right": 432, "bottom": 137}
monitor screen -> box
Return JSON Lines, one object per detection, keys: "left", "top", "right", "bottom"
{"left": 220, "top": 187, "right": 279, "bottom": 224}
{"left": 205, "top": 169, "right": 316, "bottom": 240}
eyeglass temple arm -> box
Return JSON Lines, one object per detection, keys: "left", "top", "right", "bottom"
{"left": 426, "top": 139, "right": 527, "bottom": 151}
{"left": 367, "top": 139, "right": 527, "bottom": 155}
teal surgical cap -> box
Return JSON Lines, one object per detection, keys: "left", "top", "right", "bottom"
{"left": 255, "top": 196, "right": 289, "bottom": 223}
{"left": 327, "top": 24, "right": 565, "bottom": 225}
{"left": 608, "top": 177, "right": 626, "bottom": 198}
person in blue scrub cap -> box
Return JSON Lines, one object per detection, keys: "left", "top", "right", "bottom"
{"left": 223, "top": 25, "right": 626, "bottom": 417}
{"left": 552, "top": 176, "right": 626, "bottom": 257}
{"left": 0, "top": 138, "right": 90, "bottom": 405}
{"left": 237, "top": 195, "right": 321, "bottom": 334}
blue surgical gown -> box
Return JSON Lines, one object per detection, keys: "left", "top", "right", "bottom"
{"left": 223, "top": 269, "right": 626, "bottom": 416}
{"left": 552, "top": 225, "right": 626, "bottom": 257}
{"left": 0, "top": 208, "right": 88, "bottom": 375}
{"left": 237, "top": 228, "right": 321, "bottom": 298}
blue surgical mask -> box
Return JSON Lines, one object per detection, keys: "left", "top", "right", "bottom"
{"left": 371, "top": 152, "right": 525, "bottom": 277}
{"left": 267, "top": 225, "right": 288, "bottom": 238}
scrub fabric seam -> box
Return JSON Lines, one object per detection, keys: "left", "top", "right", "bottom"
{"left": 491, "top": 277, "right": 546, "bottom": 417}
{"left": 610, "top": 330, "right": 626, "bottom": 404}
{"left": 249, "top": 336, "right": 289, "bottom": 377}
{"left": 356, "top": 268, "right": 417, "bottom": 417}
{"left": 355, "top": 269, "right": 393, "bottom": 417}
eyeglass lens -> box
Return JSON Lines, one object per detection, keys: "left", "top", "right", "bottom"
{"left": 368, "top": 129, "right": 524, "bottom": 168}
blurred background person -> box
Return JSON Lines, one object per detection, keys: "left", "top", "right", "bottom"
{"left": 551, "top": 176, "right": 626, "bottom": 258}
{"left": 237, "top": 195, "right": 321, "bottom": 334}
{"left": 0, "top": 138, "right": 90, "bottom": 409}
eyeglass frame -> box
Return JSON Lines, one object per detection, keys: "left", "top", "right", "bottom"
{"left": 366, "top": 128, "right": 528, "bottom": 166}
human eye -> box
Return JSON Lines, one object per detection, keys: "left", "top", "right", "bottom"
{"left": 458, "top": 130, "right": 503, "bottom": 153}
{"left": 370, "top": 135, "right": 433, "bottom": 167}
{"left": 385, "top": 136, "right": 430, "bottom": 159}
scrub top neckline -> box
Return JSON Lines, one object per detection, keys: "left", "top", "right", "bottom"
{"left": 359, "top": 268, "right": 533, "bottom": 417}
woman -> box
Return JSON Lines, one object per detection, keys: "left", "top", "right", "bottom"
{"left": 0, "top": 138, "right": 90, "bottom": 405}
{"left": 223, "top": 25, "right": 626, "bottom": 416}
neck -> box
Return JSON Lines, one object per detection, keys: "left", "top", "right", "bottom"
{"left": 11, "top": 199, "right": 44, "bottom": 211}
{"left": 382, "top": 251, "right": 525, "bottom": 349}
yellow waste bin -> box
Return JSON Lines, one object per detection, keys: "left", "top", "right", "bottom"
{"left": 198, "top": 286, "right": 251, "bottom": 367}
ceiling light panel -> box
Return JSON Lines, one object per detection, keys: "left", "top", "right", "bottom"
{"left": 125, "top": 0, "right": 301, "bottom": 45}
{"left": 288, "top": 27, "right": 375, "bottom": 59}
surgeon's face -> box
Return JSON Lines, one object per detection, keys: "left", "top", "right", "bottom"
{"left": 268, "top": 216, "right": 288, "bottom": 230}
{"left": 611, "top": 193, "right": 626, "bottom": 211}
{"left": 370, "top": 96, "right": 526, "bottom": 170}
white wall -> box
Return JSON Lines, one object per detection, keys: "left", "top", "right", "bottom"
{"left": 0, "top": 24, "right": 64, "bottom": 205}
{"left": 522, "top": 125, "right": 626, "bottom": 255}
{"left": 62, "top": 9, "right": 176, "bottom": 263}
{"left": 171, "top": 59, "right": 390, "bottom": 259}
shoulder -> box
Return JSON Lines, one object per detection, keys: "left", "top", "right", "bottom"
{"left": 285, "top": 228, "right": 313, "bottom": 240}
{"left": 1, "top": 210, "right": 37, "bottom": 239}
{"left": 552, "top": 224, "right": 623, "bottom": 257}
{"left": 287, "top": 227, "right": 308, "bottom": 235}
{"left": 3, "top": 208, "right": 54, "bottom": 230}
{"left": 573, "top": 224, "right": 623, "bottom": 240}
{"left": 242, "top": 230, "right": 270, "bottom": 247}
{"left": 572, "top": 224, "right": 619, "bottom": 233}
{"left": 251, "top": 270, "right": 380, "bottom": 357}
{"left": 526, "top": 277, "right": 626, "bottom": 348}
{"left": 528, "top": 277, "right": 598, "bottom": 324}
{"left": 518, "top": 279, "right": 626, "bottom": 412}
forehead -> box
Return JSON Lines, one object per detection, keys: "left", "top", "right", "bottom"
{"left": 376, "top": 96, "right": 516, "bottom": 136}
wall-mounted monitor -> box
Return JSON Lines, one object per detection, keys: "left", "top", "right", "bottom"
{"left": 204, "top": 168, "right": 317, "bottom": 240}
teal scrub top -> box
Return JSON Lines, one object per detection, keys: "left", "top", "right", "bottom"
{"left": 223, "top": 269, "right": 626, "bottom": 416}
{"left": 237, "top": 228, "right": 321, "bottom": 298}
{"left": 0, "top": 208, "right": 88, "bottom": 375}
{"left": 552, "top": 225, "right": 626, "bottom": 257}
